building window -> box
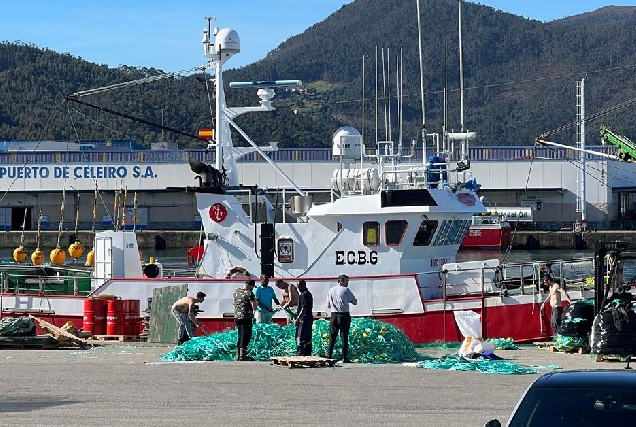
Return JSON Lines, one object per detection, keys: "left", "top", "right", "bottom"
{"left": 385, "top": 220, "right": 408, "bottom": 246}
{"left": 363, "top": 221, "right": 380, "bottom": 246}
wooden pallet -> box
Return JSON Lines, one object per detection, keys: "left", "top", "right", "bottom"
{"left": 270, "top": 356, "right": 337, "bottom": 369}
{"left": 534, "top": 341, "right": 555, "bottom": 348}
{"left": 89, "top": 335, "right": 147, "bottom": 342}
{"left": 534, "top": 341, "right": 589, "bottom": 354}
{"left": 0, "top": 336, "right": 60, "bottom": 350}
{"left": 595, "top": 354, "right": 633, "bottom": 363}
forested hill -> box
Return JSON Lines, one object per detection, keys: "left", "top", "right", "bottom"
{"left": 2, "top": 0, "right": 636, "bottom": 149}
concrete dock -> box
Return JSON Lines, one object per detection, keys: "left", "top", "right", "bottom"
{"left": 0, "top": 343, "right": 629, "bottom": 426}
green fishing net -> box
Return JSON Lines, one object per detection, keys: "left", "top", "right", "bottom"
{"left": 553, "top": 334, "right": 588, "bottom": 352}
{"left": 415, "top": 341, "right": 461, "bottom": 349}
{"left": 415, "top": 338, "right": 518, "bottom": 350}
{"left": 0, "top": 317, "right": 36, "bottom": 337}
{"left": 414, "top": 354, "right": 559, "bottom": 375}
{"left": 161, "top": 317, "right": 419, "bottom": 363}
{"left": 487, "top": 337, "right": 519, "bottom": 350}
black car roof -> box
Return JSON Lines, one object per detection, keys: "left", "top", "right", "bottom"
{"left": 533, "top": 370, "right": 636, "bottom": 389}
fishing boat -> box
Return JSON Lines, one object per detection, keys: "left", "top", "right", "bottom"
{"left": 460, "top": 213, "right": 511, "bottom": 250}
{"left": 0, "top": 14, "right": 597, "bottom": 345}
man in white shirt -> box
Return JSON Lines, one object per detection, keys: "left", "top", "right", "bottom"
{"left": 326, "top": 275, "right": 357, "bottom": 362}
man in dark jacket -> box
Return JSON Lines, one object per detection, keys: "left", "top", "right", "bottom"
{"left": 233, "top": 279, "right": 257, "bottom": 361}
{"left": 294, "top": 279, "right": 314, "bottom": 356}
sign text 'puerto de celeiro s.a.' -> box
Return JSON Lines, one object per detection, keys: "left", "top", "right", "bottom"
{"left": 0, "top": 165, "right": 157, "bottom": 180}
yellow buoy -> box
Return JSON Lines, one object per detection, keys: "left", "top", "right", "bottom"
{"left": 68, "top": 241, "right": 85, "bottom": 259}
{"left": 85, "top": 249, "right": 95, "bottom": 267}
{"left": 50, "top": 247, "right": 66, "bottom": 266}
{"left": 31, "top": 249, "right": 45, "bottom": 265}
{"left": 13, "top": 246, "right": 27, "bottom": 263}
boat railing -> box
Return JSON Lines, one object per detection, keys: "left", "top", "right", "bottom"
{"left": 433, "top": 256, "right": 596, "bottom": 299}
{"left": 1, "top": 269, "right": 92, "bottom": 296}
{"left": 379, "top": 162, "right": 474, "bottom": 191}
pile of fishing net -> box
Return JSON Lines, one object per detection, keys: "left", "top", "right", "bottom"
{"left": 415, "top": 338, "right": 518, "bottom": 351}
{"left": 408, "top": 354, "right": 561, "bottom": 375}
{"left": 161, "top": 317, "right": 419, "bottom": 363}
{"left": 0, "top": 317, "right": 35, "bottom": 337}
{"left": 591, "top": 296, "right": 636, "bottom": 357}
{"left": 554, "top": 299, "right": 595, "bottom": 352}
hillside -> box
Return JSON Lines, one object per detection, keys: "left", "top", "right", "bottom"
{"left": 2, "top": 0, "right": 636, "bottom": 149}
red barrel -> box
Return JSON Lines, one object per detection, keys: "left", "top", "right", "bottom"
{"left": 121, "top": 299, "right": 141, "bottom": 335}
{"left": 83, "top": 299, "right": 107, "bottom": 335}
{"left": 106, "top": 299, "right": 125, "bottom": 335}
{"left": 129, "top": 299, "right": 141, "bottom": 335}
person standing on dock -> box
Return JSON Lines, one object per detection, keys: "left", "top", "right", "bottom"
{"left": 545, "top": 275, "right": 570, "bottom": 334}
{"left": 254, "top": 274, "right": 280, "bottom": 324}
{"left": 294, "top": 280, "right": 313, "bottom": 356}
{"left": 326, "top": 274, "right": 357, "bottom": 363}
{"left": 233, "top": 279, "right": 257, "bottom": 361}
{"left": 171, "top": 292, "right": 206, "bottom": 345}
{"left": 275, "top": 279, "right": 299, "bottom": 324}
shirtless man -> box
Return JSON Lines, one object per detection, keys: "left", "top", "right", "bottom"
{"left": 275, "top": 279, "right": 299, "bottom": 324}
{"left": 544, "top": 275, "right": 570, "bottom": 335}
{"left": 171, "top": 292, "right": 206, "bottom": 345}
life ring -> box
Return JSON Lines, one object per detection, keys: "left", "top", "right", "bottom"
{"left": 226, "top": 266, "right": 249, "bottom": 279}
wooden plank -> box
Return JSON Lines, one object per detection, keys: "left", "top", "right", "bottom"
{"left": 148, "top": 284, "right": 187, "bottom": 344}
{"left": 535, "top": 341, "right": 589, "bottom": 354}
{"left": 28, "top": 315, "right": 86, "bottom": 348}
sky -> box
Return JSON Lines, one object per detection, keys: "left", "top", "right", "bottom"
{"left": 1, "top": 1, "right": 633, "bottom": 72}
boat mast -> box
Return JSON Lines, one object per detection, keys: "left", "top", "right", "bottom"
{"left": 416, "top": 0, "right": 426, "bottom": 159}
{"left": 459, "top": 0, "right": 465, "bottom": 133}
{"left": 577, "top": 78, "right": 587, "bottom": 229}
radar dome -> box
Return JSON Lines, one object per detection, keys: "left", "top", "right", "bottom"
{"left": 332, "top": 126, "right": 362, "bottom": 159}
{"left": 214, "top": 28, "right": 240, "bottom": 54}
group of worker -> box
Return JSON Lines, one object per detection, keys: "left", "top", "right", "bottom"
{"left": 170, "top": 273, "right": 357, "bottom": 362}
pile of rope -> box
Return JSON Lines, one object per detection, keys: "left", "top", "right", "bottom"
{"left": 161, "top": 317, "right": 419, "bottom": 363}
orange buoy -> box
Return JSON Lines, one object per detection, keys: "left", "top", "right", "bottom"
{"left": 85, "top": 249, "right": 95, "bottom": 267}
{"left": 13, "top": 246, "right": 27, "bottom": 263}
{"left": 31, "top": 249, "right": 45, "bottom": 265}
{"left": 68, "top": 241, "right": 84, "bottom": 259}
{"left": 50, "top": 247, "right": 66, "bottom": 266}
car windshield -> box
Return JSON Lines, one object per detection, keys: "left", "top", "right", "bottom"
{"left": 508, "top": 386, "right": 636, "bottom": 426}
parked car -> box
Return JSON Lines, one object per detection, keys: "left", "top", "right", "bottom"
{"left": 485, "top": 370, "right": 636, "bottom": 426}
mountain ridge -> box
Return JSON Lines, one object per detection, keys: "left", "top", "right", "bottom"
{"left": 1, "top": 0, "right": 636, "bottom": 150}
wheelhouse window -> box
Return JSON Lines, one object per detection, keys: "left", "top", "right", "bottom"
{"left": 430, "top": 220, "right": 471, "bottom": 246}
{"left": 385, "top": 220, "right": 408, "bottom": 246}
{"left": 413, "top": 220, "right": 438, "bottom": 246}
{"left": 363, "top": 221, "right": 380, "bottom": 246}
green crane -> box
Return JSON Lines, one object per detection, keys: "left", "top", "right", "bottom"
{"left": 600, "top": 124, "right": 636, "bottom": 162}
